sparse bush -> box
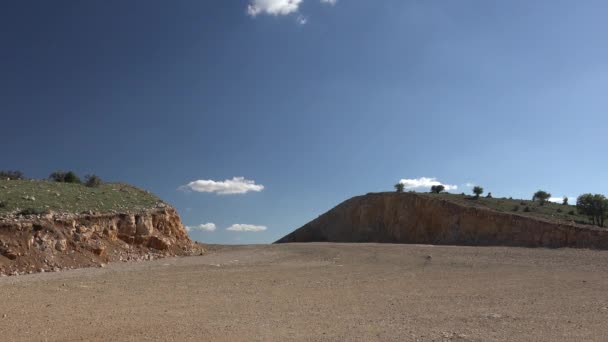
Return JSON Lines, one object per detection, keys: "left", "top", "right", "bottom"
{"left": 85, "top": 174, "right": 102, "bottom": 188}
{"left": 508, "top": 197, "right": 513, "bottom": 200}
{"left": 0, "top": 200, "right": 6, "bottom": 208}
{"left": 431, "top": 185, "right": 445, "bottom": 194}
{"left": 568, "top": 210, "right": 575, "bottom": 215}
{"left": 394, "top": 183, "right": 404, "bottom": 193}
{"left": 473, "top": 186, "right": 484, "bottom": 199}
{"left": 50, "top": 171, "right": 81, "bottom": 184}
{"left": 533, "top": 190, "right": 551, "bottom": 206}
{"left": 512, "top": 205, "right": 519, "bottom": 212}
{"left": 562, "top": 197, "right": 569, "bottom": 205}
{"left": 486, "top": 192, "right": 492, "bottom": 198}
{"left": 0, "top": 170, "right": 23, "bottom": 180}
{"left": 524, "top": 206, "right": 531, "bottom": 212}
{"left": 18, "top": 208, "right": 49, "bottom": 216}
{"left": 557, "top": 208, "right": 563, "bottom": 213}
{"left": 520, "top": 201, "right": 526, "bottom": 206}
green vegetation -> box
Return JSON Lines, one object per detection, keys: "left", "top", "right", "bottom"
{"left": 85, "top": 174, "right": 103, "bottom": 188}
{"left": 576, "top": 194, "right": 608, "bottom": 227}
{"left": 430, "top": 185, "right": 445, "bottom": 194}
{"left": 418, "top": 191, "right": 597, "bottom": 227}
{"left": 394, "top": 183, "right": 404, "bottom": 193}
{"left": 49, "top": 171, "right": 82, "bottom": 184}
{"left": 472, "top": 186, "right": 484, "bottom": 199}
{"left": 0, "top": 179, "right": 162, "bottom": 217}
{"left": 533, "top": 190, "right": 551, "bottom": 206}
{"left": 0, "top": 170, "right": 24, "bottom": 180}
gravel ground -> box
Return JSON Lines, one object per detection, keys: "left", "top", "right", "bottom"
{"left": 1, "top": 243, "right": 608, "bottom": 341}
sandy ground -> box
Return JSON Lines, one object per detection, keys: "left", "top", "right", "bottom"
{"left": 1, "top": 243, "right": 608, "bottom": 341}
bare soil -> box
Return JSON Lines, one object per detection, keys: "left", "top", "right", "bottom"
{"left": 1, "top": 243, "right": 608, "bottom": 341}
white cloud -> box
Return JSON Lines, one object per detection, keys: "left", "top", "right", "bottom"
{"left": 247, "top": 0, "right": 303, "bottom": 16}
{"left": 465, "top": 182, "right": 476, "bottom": 187}
{"left": 549, "top": 197, "right": 573, "bottom": 204}
{"left": 399, "top": 177, "right": 458, "bottom": 191}
{"left": 296, "top": 15, "right": 308, "bottom": 25}
{"left": 226, "top": 224, "right": 268, "bottom": 232}
{"left": 179, "top": 177, "right": 264, "bottom": 195}
{"left": 247, "top": 0, "right": 336, "bottom": 17}
{"left": 185, "top": 223, "right": 217, "bottom": 232}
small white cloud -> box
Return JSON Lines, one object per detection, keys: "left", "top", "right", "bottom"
{"left": 247, "top": 0, "right": 336, "bottom": 18}
{"left": 465, "top": 182, "right": 476, "bottom": 187}
{"left": 296, "top": 15, "right": 308, "bottom": 25}
{"left": 226, "top": 224, "right": 268, "bottom": 232}
{"left": 247, "top": 0, "right": 303, "bottom": 17}
{"left": 399, "top": 177, "right": 458, "bottom": 191}
{"left": 185, "top": 223, "right": 217, "bottom": 232}
{"left": 549, "top": 197, "right": 572, "bottom": 204}
{"left": 179, "top": 177, "right": 264, "bottom": 195}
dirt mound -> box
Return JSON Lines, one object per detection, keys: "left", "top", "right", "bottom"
{"left": 276, "top": 192, "right": 608, "bottom": 249}
{"left": 0, "top": 205, "right": 203, "bottom": 276}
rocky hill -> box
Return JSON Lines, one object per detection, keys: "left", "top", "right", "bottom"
{"left": 276, "top": 192, "right": 608, "bottom": 249}
{"left": 0, "top": 180, "right": 202, "bottom": 276}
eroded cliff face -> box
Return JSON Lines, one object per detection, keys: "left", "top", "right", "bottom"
{"left": 276, "top": 193, "right": 608, "bottom": 249}
{"left": 0, "top": 206, "right": 203, "bottom": 276}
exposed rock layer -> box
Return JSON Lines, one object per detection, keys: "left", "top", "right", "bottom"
{"left": 0, "top": 206, "right": 203, "bottom": 276}
{"left": 276, "top": 193, "right": 608, "bottom": 249}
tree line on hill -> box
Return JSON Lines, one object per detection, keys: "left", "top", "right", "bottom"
{"left": 0, "top": 170, "right": 102, "bottom": 188}
{"left": 393, "top": 182, "right": 608, "bottom": 227}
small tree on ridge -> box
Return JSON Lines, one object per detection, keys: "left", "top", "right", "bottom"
{"left": 473, "top": 186, "right": 484, "bottom": 199}
{"left": 430, "top": 185, "right": 445, "bottom": 194}
{"left": 533, "top": 190, "right": 551, "bottom": 206}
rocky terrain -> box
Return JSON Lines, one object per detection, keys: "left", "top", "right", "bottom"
{"left": 0, "top": 205, "right": 203, "bottom": 276}
{"left": 0, "top": 180, "right": 203, "bottom": 276}
{"left": 277, "top": 192, "right": 608, "bottom": 249}
{"left": 2, "top": 243, "right": 608, "bottom": 341}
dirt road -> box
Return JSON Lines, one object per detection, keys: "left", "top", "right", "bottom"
{"left": 1, "top": 243, "right": 608, "bottom": 341}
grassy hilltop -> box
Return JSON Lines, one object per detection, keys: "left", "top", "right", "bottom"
{"left": 0, "top": 179, "right": 162, "bottom": 217}
{"left": 418, "top": 192, "right": 592, "bottom": 226}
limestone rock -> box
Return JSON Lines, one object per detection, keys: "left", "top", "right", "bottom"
{"left": 55, "top": 239, "right": 67, "bottom": 252}
{"left": 148, "top": 236, "right": 171, "bottom": 250}
{"left": 276, "top": 192, "right": 608, "bottom": 249}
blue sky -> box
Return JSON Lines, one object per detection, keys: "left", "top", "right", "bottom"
{"left": 2, "top": 0, "right": 608, "bottom": 244}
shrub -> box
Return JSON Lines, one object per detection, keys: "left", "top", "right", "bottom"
{"left": 0, "top": 170, "right": 23, "bottom": 180}
{"left": 50, "top": 171, "right": 81, "bottom": 184}
{"left": 557, "top": 208, "right": 563, "bottom": 213}
{"left": 524, "top": 206, "right": 531, "bottom": 212}
{"left": 512, "top": 205, "right": 519, "bottom": 212}
{"left": 18, "top": 208, "right": 49, "bottom": 216}
{"left": 568, "top": 210, "right": 575, "bottom": 215}
{"left": 0, "top": 200, "right": 6, "bottom": 208}
{"left": 486, "top": 192, "right": 493, "bottom": 198}
{"left": 394, "top": 183, "right": 404, "bottom": 193}
{"left": 85, "top": 174, "right": 102, "bottom": 188}
{"left": 562, "top": 197, "right": 569, "bottom": 205}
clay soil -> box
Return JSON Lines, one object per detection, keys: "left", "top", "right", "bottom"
{"left": 1, "top": 243, "right": 608, "bottom": 341}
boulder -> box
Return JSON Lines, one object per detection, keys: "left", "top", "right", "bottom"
{"left": 148, "top": 236, "right": 171, "bottom": 251}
